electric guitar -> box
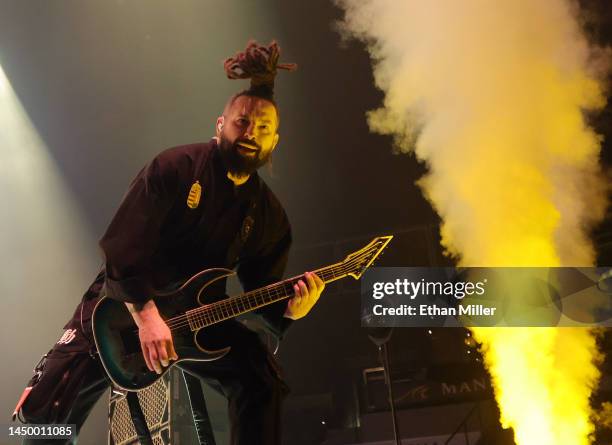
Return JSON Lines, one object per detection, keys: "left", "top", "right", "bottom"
{"left": 92, "top": 235, "right": 392, "bottom": 391}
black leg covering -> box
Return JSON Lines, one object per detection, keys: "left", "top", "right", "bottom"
{"left": 21, "top": 362, "right": 109, "bottom": 445}
{"left": 179, "top": 327, "right": 289, "bottom": 445}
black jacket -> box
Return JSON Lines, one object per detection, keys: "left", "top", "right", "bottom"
{"left": 84, "top": 140, "right": 292, "bottom": 337}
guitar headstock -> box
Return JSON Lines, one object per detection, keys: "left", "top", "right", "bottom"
{"left": 343, "top": 235, "right": 393, "bottom": 280}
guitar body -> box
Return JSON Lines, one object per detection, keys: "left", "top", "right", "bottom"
{"left": 92, "top": 268, "right": 235, "bottom": 391}
{"left": 92, "top": 235, "right": 393, "bottom": 392}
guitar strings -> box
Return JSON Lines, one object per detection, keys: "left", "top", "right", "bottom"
{"left": 163, "top": 252, "right": 372, "bottom": 332}
{"left": 163, "top": 267, "right": 340, "bottom": 332}
{"left": 161, "top": 252, "right": 372, "bottom": 332}
{"left": 165, "top": 249, "right": 377, "bottom": 332}
{"left": 164, "top": 256, "right": 362, "bottom": 331}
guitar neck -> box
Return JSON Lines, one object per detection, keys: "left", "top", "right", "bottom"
{"left": 186, "top": 261, "right": 349, "bottom": 330}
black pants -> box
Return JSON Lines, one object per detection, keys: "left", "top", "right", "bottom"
{"left": 21, "top": 299, "right": 288, "bottom": 445}
{"left": 180, "top": 329, "right": 289, "bottom": 445}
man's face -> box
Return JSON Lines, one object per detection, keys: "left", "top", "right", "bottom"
{"left": 217, "top": 95, "right": 279, "bottom": 176}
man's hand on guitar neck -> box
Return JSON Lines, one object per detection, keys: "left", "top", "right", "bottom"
{"left": 126, "top": 300, "right": 178, "bottom": 374}
{"left": 284, "top": 271, "right": 325, "bottom": 320}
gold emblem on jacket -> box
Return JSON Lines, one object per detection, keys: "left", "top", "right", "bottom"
{"left": 187, "top": 181, "right": 202, "bottom": 209}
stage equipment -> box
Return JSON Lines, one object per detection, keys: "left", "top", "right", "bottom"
{"left": 368, "top": 327, "right": 401, "bottom": 445}
{"left": 108, "top": 368, "right": 211, "bottom": 445}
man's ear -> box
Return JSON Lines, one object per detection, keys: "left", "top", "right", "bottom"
{"left": 215, "top": 116, "right": 224, "bottom": 138}
{"left": 271, "top": 133, "right": 280, "bottom": 151}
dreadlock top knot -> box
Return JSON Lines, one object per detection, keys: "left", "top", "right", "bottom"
{"left": 224, "top": 40, "right": 297, "bottom": 100}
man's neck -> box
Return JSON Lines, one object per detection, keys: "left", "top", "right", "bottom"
{"left": 227, "top": 171, "right": 250, "bottom": 186}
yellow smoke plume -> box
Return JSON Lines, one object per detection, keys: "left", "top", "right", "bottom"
{"left": 336, "top": 0, "right": 609, "bottom": 444}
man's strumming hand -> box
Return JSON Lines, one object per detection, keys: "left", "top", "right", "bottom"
{"left": 284, "top": 272, "right": 325, "bottom": 320}
{"left": 126, "top": 300, "right": 178, "bottom": 374}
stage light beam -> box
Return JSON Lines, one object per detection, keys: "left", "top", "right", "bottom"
{"left": 0, "top": 62, "right": 97, "bottom": 418}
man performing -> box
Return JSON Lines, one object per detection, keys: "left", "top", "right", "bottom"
{"left": 17, "top": 40, "right": 324, "bottom": 445}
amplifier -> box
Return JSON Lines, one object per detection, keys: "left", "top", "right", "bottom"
{"left": 108, "top": 369, "right": 202, "bottom": 445}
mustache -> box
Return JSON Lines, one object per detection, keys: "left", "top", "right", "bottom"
{"left": 235, "top": 139, "right": 261, "bottom": 150}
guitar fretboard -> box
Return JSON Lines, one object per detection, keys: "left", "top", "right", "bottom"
{"left": 186, "top": 262, "right": 348, "bottom": 330}
{"left": 179, "top": 235, "right": 392, "bottom": 331}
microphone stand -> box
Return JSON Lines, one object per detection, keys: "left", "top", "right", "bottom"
{"left": 368, "top": 328, "right": 401, "bottom": 445}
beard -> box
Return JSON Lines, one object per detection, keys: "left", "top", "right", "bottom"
{"left": 218, "top": 134, "right": 272, "bottom": 177}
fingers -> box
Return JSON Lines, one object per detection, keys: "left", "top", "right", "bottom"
{"left": 298, "top": 279, "right": 309, "bottom": 299}
{"left": 168, "top": 340, "right": 179, "bottom": 361}
{"left": 154, "top": 340, "right": 179, "bottom": 374}
{"left": 137, "top": 313, "right": 178, "bottom": 375}
{"left": 305, "top": 272, "right": 320, "bottom": 301}
{"left": 305, "top": 272, "right": 325, "bottom": 300}
{"left": 293, "top": 272, "right": 325, "bottom": 304}
{"left": 286, "top": 272, "right": 326, "bottom": 320}
{"left": 292, "top": 281, "right": 305, "bottom": 303}
{"left": 157, "top": 340, "right": 169, "bottom": 368}
{"left": 305, "top": 271, "right": 316, "bottom": 289}
{"left": 292, "top": 279, "right": 309, "bottom": 307}
{"left": 141, "top": 343, "right": 153, "bottom": 372}
{"left": 290, "top": 286, "right": 299, "bottom": 305}
{"left": 142, "top": 341, "right": 175, "bottom": 375}
{"left": 148, "top": 345, "right": 162, "bottom": 374}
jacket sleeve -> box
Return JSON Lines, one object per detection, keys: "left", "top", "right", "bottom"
{"left": 237, "top": 224, "right": 293, "bottom": 339}
{"left": 100, "top": 155, "right": 178, "bottom": 304}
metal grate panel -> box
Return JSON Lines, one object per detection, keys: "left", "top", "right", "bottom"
{"left": 109, "top": 374, "right": 171, "bottom": 445}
